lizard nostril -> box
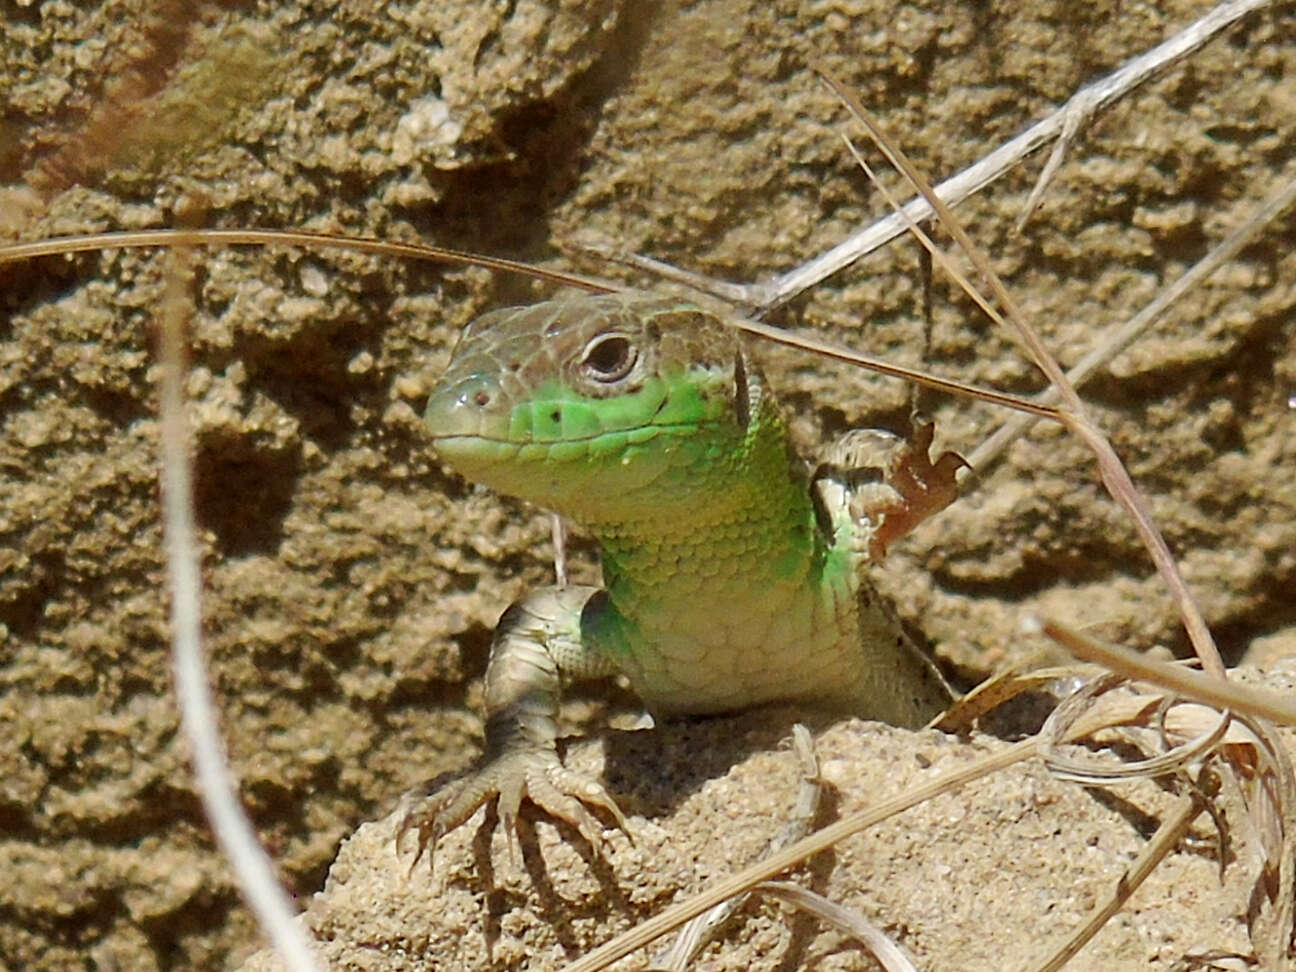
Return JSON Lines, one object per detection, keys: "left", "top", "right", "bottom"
{"left": 474, "top": 390, "right": 491, "bottom": 406}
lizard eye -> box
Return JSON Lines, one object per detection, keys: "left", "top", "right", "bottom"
{"left": 579, "top": 332, "right": 637, "bottom": 383}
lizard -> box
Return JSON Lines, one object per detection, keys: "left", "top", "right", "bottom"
{"left": 399, "top": 290, "right": 964, "bottom": 864}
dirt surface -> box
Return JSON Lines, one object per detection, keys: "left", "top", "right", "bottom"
{"left": 0, "top": 0, "right": 1293, "bottom": 968}
{"left": 239, "top": 679, "right": 1296, "bottom": 971}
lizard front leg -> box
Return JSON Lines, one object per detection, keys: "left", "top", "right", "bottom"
{"left": 398, "top": 584, "right": 629, "bottom": 871}
{"left": 813, "top": 417, "right": 962, "bottom": 724}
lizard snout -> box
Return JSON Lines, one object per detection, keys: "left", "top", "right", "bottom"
{"left": 423, "top": 371, "right": 501, "bottom": 441}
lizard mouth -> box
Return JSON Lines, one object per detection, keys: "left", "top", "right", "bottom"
{"left": 429, "top": 419, "right": 711, "bottom": 459}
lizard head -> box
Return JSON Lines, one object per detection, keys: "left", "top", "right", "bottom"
{"left": 424, "top": 293, "right": 771, "bottom": 522}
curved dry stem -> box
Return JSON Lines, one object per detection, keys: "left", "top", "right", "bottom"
{"left": 1037, "top": 673, "right": 1231, "bottom": 784}
{"left": 753, "top": 882, "right": 919, "bottom": 972}
{"left": 0, "top": 227, "right": 620, "bottom": 291}
{"left": 156, "top": 248, "right": 323, "bottom": 970}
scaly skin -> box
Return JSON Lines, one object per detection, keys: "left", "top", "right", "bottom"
{"left": 399, "top": 292, "right": 959, "bottom": 863}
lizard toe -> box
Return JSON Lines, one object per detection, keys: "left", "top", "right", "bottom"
{"left": 542, "top": 762, "right": 632, "bottom": 842}
{"left": 522, "top": 763, "right": 617, "bottom": 854}
{"left": 396, "top": 777, "right": 487, "bottom": 876}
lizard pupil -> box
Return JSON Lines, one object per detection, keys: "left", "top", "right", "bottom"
{"left": 580, "top": 333, "right": 636, "bottom": 382}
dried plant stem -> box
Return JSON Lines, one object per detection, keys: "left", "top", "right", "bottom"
{"left": 753, "top": 882, "right": 919, "bottom": 972}
{"left": 1026, "top": 791, "right": 1207, "bottom": 972}
{"left": 0, "top": 229, "right": 1068, "bottom": 423}
{"left": 726, "top": 313, "right": 1065, "bottom": 420}
{"left": 746, "top": 0, "right": 1270, "bottom": 310}
{"left": 969, "top": 169, "right": 1296, "bottom": 478}
{"left": 652, "top": 726, "right": 825, "bottom": 970}
{"left": 821, "top": 73, "right": 1226, "bottom": 680}
{"left": 0, "top": 227, "right": 617, "bottom": 292}
{"left": 562, "top": 739, "right": 1037, "bottom": 972}
{"left": 156, "top": 248, "right": 323, "bottom": 972}
{"left": 1043, "top": 621, "right": 1296, "bottom": 727}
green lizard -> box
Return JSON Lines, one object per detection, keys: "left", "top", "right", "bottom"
{"left": 400, "top": 291, "right": 963, "bottom": 862}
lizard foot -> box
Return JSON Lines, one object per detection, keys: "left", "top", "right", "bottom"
{"left": 396, "top": 748, "right": 631, "bottom": 874}
{"left": 818, "top": 416, "right": 967, "bottom": 562}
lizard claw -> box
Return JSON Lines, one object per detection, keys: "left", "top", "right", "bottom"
{"left": 867, "top": 416, "right": 966, "bottom": 555}
{"left": 397, "top": 748, "right": 631, "bottom": 874}
{"left": 817, "top": 415, "right": 967, "bottom": 563}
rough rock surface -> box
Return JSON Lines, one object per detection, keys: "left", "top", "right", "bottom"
{"left": 0, "top": 0, "right": 1292, "bottom": 967}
